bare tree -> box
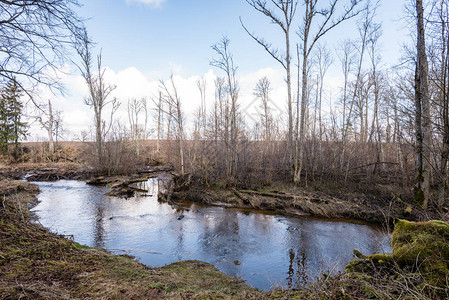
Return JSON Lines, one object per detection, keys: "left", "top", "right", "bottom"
{"left": 127, "top": 97, "right": 147, "bottom": 156}
{"left": 254, "top": 76, "right": 273, "bottom": 142}
{"left": 425, "top": 0, "right": 449, "bottom": 207}
{"left": 337, "top": 39, "right": 356, "bottom": 144}
{"left": 76, "top": 30, "right": 118, "bottom": 168}
{"left": 141, "top": 97, "right": 149, "bottom": 141}
{"left": 197, "top": 76, "right": 207, "bottom": 138}
{"left": 340, "top": 2, "right": 375, "bottom": 173}
{"left": 36, "top": 99, "right": 60, "bottom": 154}
{"left": 367, "top": 20, "right": 384, "bottom": 172}
{"left": 153, "top": 91, "right": 163, "bottom": 153}
{"left": 0, "top": 0, "right": 83, "bottom": 88}
{"left": 414, "top": 0, "right": 431, "bottom": 209}
{"left": 0, "top": 1, "right": 85, "bottom": 155}
{"left": 294, "top": 0, "right": 364, "bottom": 183}
{"left": 211, "top": 37, "right": 240, "bottom": 178}
{"left": 242, "top": 0, "right": 297, "bottom": 177}
{"left": 314, "top": 44, "right": 333, "bottom": 148}
{"left": 160, "top": 76, "right": 185, "bottom": 175}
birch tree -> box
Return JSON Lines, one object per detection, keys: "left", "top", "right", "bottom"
{"left": 295, "top": 0, "right": 363, "bottom": 182}
{"left": 242, "top": 0, "right": 297, "bottom": 177}
{"left": 76, "top": 31, "right": 118, "bottom": 168}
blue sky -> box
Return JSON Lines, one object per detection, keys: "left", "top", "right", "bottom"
{"left": 77, "top": 0, "right": 409, "bottom": 79}
{"left": 77, "top": 0, "right": 281, "bottom": 78}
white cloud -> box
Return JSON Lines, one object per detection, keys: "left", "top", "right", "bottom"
{"left": 26, "top": 65, "right": 289, "bottom": 140}
{"left": 125, "top": 0, "right": 166, "bottom": 8}
{"left": 25, "top": 63, "right": 344, "bottom": 142}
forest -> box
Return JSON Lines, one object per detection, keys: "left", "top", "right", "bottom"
{"left": 0, "top": 0, "right": 446, "bottom": 211}
{"left": 1, "top": 0, "right": 449, "bottom": 299}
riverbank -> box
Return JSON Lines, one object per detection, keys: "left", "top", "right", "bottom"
{"left": 169, "top": 179, "right": 441, "bottom": 226}
{"left": 1, "top": 178, "right": 447, "bottom": 299}
{"left": 0, "top": 162, "right": 93, "bottom": 181}
{"left": 1, "top": 162, "right": 443, "bottom": 225}
{"left": 0, "top": 180, "right": 260, "bottom": 299}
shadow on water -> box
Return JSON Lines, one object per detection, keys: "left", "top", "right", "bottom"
{"left": 31, "top": 179, "right": 392, "bottom": 291}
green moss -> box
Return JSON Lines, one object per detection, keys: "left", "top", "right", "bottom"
{"left": 368, "top": 253, "right": 393, "bottom": 264}
{"left": 73, "top": 242, "right": 93, "bottom": 250}
{"left": 405, "top": 205, "right": 412, "bottom": 214}
{"left": 392, "top": 219, "right": 449, "bottom": 288}
{"left": 346, "top": 252, "right": 394, "bottom": 274}
{"left": 413, "top": 187, "right": 424, "bottom": 208}
{"left": 129, "top": 177, "right": 149, "bottom": 183}
{"left": 347, "top": 219, "right": 449, "bottom": 296}
{"left": 148, "top": 282, "right": 164, "bottom": 289}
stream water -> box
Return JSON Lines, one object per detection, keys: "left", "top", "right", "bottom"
{"left": 30, "top": 179, "right": 391, "bottom": 291}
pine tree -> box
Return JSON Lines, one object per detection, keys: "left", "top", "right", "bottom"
{"left": 0, "top": 78, "right": 27, "bottom": 154}
{"left": 0, "top": 90, "right": 10, "bottom": 153}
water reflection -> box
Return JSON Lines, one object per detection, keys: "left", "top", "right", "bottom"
{"left": 287, "top": 248, "right": 308, "bottom": 289}
{"left": 93, "top": 205, "right": 105, "bottom": 248}
{"left": 31, "top": 179, "right": 391, "bottom": 291}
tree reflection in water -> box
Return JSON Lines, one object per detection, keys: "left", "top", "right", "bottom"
{"left": 93, "top": 205, "right": 105, "bottom": 248}
{"left": 287, "top": 248, "right": 308, "bottom": 289}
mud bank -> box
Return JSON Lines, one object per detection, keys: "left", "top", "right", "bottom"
{"left": 168, "top": 183, "right": 415, "bottom": 225}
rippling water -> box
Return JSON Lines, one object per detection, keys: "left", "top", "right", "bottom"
{"left": 31, "top": 179, "right": 391, "bottom": 291}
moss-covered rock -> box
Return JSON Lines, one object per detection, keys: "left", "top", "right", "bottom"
{"left": 346, "top": 219, "right": 449, "bottom": 298}
{"left": 346, "top": 252, "right": 393, "bottom": 274}
{"left": 392, "top": 219, "right": 449, "bottom": 287}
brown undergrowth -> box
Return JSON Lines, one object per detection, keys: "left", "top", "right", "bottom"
{"left": 170, "top": 180, "right": 415, "bottom": 225}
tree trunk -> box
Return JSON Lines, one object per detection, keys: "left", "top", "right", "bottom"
{"left": 414, "top": 0, "right": 431, "bottom": 209}
{"left": 47, "top": 100, "right": 55, "bottom": 154}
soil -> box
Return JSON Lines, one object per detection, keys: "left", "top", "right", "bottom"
{"left": 168, "top": 180, "right": 444, "bottom": 226}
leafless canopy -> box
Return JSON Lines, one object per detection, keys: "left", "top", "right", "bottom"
{"left": 241, "top": 0, "right": 298, "bottom": 69}
{"left": 0, "top": 0, "right": 84, "bottom": 89}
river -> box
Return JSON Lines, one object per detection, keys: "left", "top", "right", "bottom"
{"left": 30, "top": 179, "right": 391, "bottom": 291}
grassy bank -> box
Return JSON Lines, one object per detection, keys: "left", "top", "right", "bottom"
{"left": 1, "top": 178, "right": 448, "bottom": 299}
